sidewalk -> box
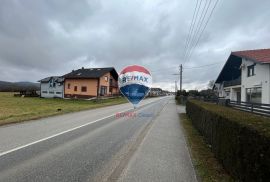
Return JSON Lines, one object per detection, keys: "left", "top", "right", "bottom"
{"left": 118, "top": 100, "right": 197, "bottom": 182}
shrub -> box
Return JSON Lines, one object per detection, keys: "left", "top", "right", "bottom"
{"left": 175, "top": 95, "right": 188, "bottom": 105}
{"left": 186, "top": 100, "right": 270, "bottom": 181}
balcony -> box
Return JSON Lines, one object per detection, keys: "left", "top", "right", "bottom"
{"left": 223, "top": 77, "right": 241, "bottom": 87}
{"left": 109, "top": 82, "right": 118, "bottom": 87}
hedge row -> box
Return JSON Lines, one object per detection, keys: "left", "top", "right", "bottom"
{"left": 175, "top": 95, "right": 188, "bottom": 105}
{"left": 186, "top": 100, "right": 270, "bottom": 181}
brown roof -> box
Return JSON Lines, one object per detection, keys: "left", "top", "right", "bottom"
{"left": 232, "top": 48, "right": 270, "bottom": 63}
{"left": 63, "top": 67, "right": 118, "bottom": 80}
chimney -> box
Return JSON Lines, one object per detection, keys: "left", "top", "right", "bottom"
{"left": 82, "top": 67, "right": 84, "bottom": 69}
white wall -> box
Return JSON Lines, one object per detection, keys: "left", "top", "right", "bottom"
{"left": 230, "top": 88, "right": 237, "bottom": 101}
{"left": 214, "top": 83, "right": 226, "bottom": 98}
{"left": 40, "top": 82, "right": 64, "bottom": 98}
{"left": 224, "top": 86, "right": 240, "bottom": 101}
{"left": 241, "top": 58, "right": 270, "bottom": 103}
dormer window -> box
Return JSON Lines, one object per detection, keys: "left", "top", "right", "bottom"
{"left": 77, "top": 73, "right": 82, "bottom": 76}
{"left": 247, "top": 64, "right": 255, "bottom": 77}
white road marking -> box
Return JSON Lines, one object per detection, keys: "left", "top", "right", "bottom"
{"left": 0, "top": 108, "right": 132, "bottom": 158}
{"left": 0, "top": 97, "right": 166, "bottom": 157}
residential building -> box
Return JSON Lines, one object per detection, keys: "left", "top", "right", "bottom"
{"left": 149, "top": 88, "right": 163, "bottom": 96}
{"left": 63, "top": 67, "right": 119, "bottom": 98}
{"left": 39, "top": 76, "right": 64, "bottom": 98}
{"left": 214, "top": 48, "right": 270, "bottom": 104}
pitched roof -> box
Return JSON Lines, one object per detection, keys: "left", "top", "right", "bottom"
{"left": 232, "top": 48, "right": 270, "bottom": 63}
{"left": 151, "top": 88, "right": 163, "bottom": 91}
{"left": 63, "top": 67, "right": 118, "bottom": 80}
{"left": 38, "top": 76, "right": 64, "bottom": 83}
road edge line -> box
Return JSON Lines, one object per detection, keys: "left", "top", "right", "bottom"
{"left": 0, "top": 97, "right": 167, "bottom": 158}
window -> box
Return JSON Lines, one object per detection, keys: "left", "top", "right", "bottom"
{"left": 225, "top": 91, "right": 230, "bottom": 97}
{"left": 104, "top": 76, "right": 108, "bottom": 82}
{"left": 68, "top": 83, "right": 71, "bottom": 89}
{"left": 56, "top": 92, "right": 62, "bottom": 94}
{"left": 74, "top": 86, "right": 77, "bottom": 91}
{"left": 49, "top": 91, "right": 54, "bottom": 94}
{"left": 81, "top": 86, "right": 87, "bottom": 92}
{"left": 246, "top": 87, "right": 262, "bottom": 103}
{"left": 42, "top": 91, "right": 48, "bottom": 93}
{"left": 247, "top": 64, "right": 255, "bottom": 77}
{"left": 100, "top": 86, "right": 107, "bottom": 95}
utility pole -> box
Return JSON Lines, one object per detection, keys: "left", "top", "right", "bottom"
{"left": 172, "top": 64, "right": 183, "bottom": 94}
{"left": 175, "top": 81, "right": 177, "bottom": 95}
{"left": 179, "top": 64, "right": 183, "bottom": 92}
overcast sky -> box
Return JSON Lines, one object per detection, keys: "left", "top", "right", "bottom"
{"left": 0, "top": 0, "right": 269, "bottom": 91}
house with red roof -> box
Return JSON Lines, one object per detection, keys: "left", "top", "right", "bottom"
{"left": 214, "top": 48, "right": 270, "bottom": 104}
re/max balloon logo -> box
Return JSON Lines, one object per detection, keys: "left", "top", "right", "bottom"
{"left": 120, "top": 75, "right": 149, "bottom": 83}
{"left": 118, "top": 65, "right": 152, "bottom": 108}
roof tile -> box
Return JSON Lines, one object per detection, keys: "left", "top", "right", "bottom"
{"left": 232, "top": 48, "right": 270, "bottom": 63}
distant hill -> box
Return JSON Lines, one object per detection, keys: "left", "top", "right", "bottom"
{"left": 0, "top": 81, "right": 40, "bottom": 92}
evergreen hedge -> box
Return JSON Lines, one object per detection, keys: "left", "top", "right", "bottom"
{"left": 186, "top": 100, "right": 270, "bottom": 181}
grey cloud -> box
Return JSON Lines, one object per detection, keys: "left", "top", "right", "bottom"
{"left": 0, "top": 0, "right": 269, "bottom": 90}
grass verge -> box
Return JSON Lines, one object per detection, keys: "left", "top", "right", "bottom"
{"left": 0, "top": 92, "right": 127, "bottom": 126}
{"left": 180, "top": 113, "right": 234, "bottom": 182}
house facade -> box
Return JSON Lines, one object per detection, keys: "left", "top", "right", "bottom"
{"left": 149, "top": 88, "right": 163, "bottom": 97}
{"left": 63, "top": 67, "right": 119, "bottom": 98}
{"left": 39, "top": 76, "right": 64, "bottom": 98}
{"left": 214, "top": 48, "right": 270, "bottom": 104}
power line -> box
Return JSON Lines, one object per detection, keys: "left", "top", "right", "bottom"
{"left": 185, "top": 0, "right": 212, "bottom": 62}
{"left": 184, "top": 0, "right": 220, "bottom": 65}
{"left": 183, "top": 0, "right": 203, "bottom": 61}
{"left": 184, "top": 0, "right": 212, "bottom": 65}
{"left": 151, "top": 61, "right": 222, "bottom": 74}
{"left": 150, "top": 66, "right": 177, "bottom": 73}
{"left": 184, "top": 62, "right": 222, "bottom": 69}
{"left": 187, "top": 0, "right": 209, "bottom": 52}
{"left": 182, "top": 0, "right": 198, "bottom": 59}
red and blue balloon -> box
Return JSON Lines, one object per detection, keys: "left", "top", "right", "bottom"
{"left": 118, "top": 65, "right": 152, "bottom": 107}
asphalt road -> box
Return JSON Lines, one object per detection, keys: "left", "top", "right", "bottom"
{"left": 0, "top": 97, "right": 176, "bottom": 182}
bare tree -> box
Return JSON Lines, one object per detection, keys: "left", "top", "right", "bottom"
{"left": 208, "top": 80, "right": 215, "bottom": 89}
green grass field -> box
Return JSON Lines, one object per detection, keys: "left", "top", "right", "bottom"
{"left": 0, "top": 92, "right": 127, "bottom": 126}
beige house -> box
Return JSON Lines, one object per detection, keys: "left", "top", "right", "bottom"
{"left": 63, "top": 67, "right": 119, "bottom": 98}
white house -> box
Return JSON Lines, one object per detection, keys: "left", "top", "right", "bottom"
{"left": 149, "top": 88, "right": 163, "bottom": 96}
{"left": 39, "top": 76, "right": 64, "bottom": 98}
{"left": 214, "top": 48, "right": 270, "bottom": 104}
